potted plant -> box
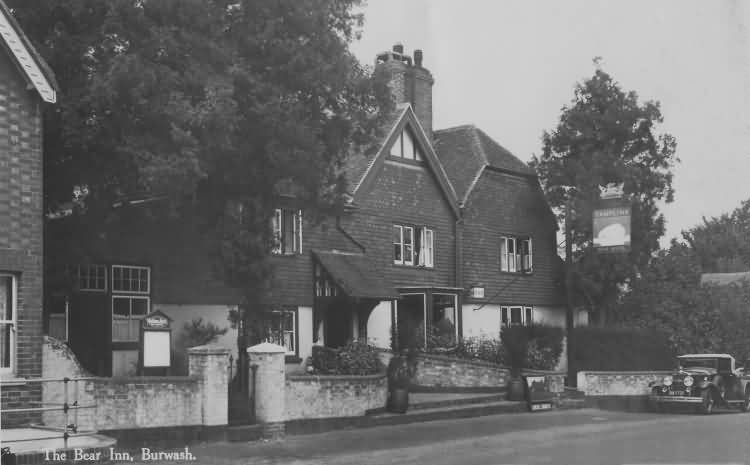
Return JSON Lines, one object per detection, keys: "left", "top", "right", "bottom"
{"left": 386, "top": 351, "right": 416, "bottom": 413}
{"left": 502, "top": 326, "right": 529, "bottom": 401}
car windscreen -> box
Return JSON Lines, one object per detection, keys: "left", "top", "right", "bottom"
{"left": 679, "top": 358, "right": 717, "bottom": 370}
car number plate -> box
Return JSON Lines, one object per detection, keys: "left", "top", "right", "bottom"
{"left": 669, "top": 390, "right": 684, "bottom": 396}
{"left": 531, "top": 403, "right": 552, "bottom": 411}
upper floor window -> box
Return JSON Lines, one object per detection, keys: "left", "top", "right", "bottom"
{"left": 0, "top": 275, "right": 16, "bottom": 375}
{"left": 71, "top": 264, "right": 107, "bottom": 292}
{"left": 500, "top": 236, "right": 532, "bottom": 273}
{"left": 272, "top": 208, "right": 302, "bottom": 255}
{"left": 394, "top": 224, "right": 434, "bottom": 267}
{"left": 501, "top": 306, "right": 533, "bottom": 327}
{"left": 112, "top": 265, "right": 150, "bottom": 294}
{"left": 389, "top": 128, "right": 423, "bottom": 162}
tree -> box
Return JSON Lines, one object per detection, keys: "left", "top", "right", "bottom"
{"left": 11, "top": 0, "right": 391, "bottom": 325}
{"left": 682, "top": 199, "right": 750, "bottom": 273}
{"left": 530, "top": 64, "right": 678, "bottom": 324}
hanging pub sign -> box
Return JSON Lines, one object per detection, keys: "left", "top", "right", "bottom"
{"left": 139, "top": 310, "right": 172, "bottom": 375}
{"left": 523, "top": 375, "right": 554, "bottom": 411}
{"left": 593, "top": 184, "right": 631, "bottom": 254}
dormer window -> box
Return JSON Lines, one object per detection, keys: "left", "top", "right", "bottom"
{"left": 389, "top": 128, "right": 423, "bottom": 162}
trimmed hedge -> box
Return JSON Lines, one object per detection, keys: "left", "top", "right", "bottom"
{"left": 570, "top": 326, "right": 675, "bottom": 371}
{"left": 311, "top": 341, "right": 384, "bottom": 375}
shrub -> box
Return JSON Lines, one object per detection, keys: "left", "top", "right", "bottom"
{"left": 172, "top": 318, "right": 229, "bottom": 375}
{"left": 501, "top": 326, "right": 529, "bottom": 376}
{"left": 387, "top": 352, "right": 417, "bottom": 389}
{"left": 455, "top": 336, "right": 507, "bottom": 365}
{"left": 524, "top": 325, "right": 565, "bottom": 370}
{"left": 570, "top": 326, "right": 675, "bottom": 371}
{"left": 311, "top": 341, "right": 384, "bottom": 375}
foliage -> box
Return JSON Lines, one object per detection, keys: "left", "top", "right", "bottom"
{"left": 13, "top": 0, "right": 392, "bottom": 337}
{"left": 530, "top": 64, "right": 678, "bottom": 324}
{"left": 415, "top": 322, "right": 457, "bottom": 352}
{"left": 386, "top": 352, "right": 417, "bottom": 390}
{"left": 524, "top": 325, "right": 565, "bottom": 370}
{"left": 173, "top": 318, "right": 228, "bottom": 375}
{"left": 501, "top": 326, "right": 529, "bottom": 377}
{"left": 310, "top": 341, "right": 384, "bottom": 376}
{"left": 682, "top": 199, "right": 750, "bottom": 273}
{"left": 570, "top": 326, "right": 675, "bottom": 371}
{"left": 454, "top": 336, "right": 506, "bottom": 365}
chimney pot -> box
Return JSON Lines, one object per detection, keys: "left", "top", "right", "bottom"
{"left": 392, "top": 43, "right": 404, "bottom": 54}
{"left": 414, "top": 49, "right": 423, "bottom": 67}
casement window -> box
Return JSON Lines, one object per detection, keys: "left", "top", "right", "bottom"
{"left": 72, "top": 264, "right": 107, "bottom": 291}
{"left": 389, "top": 128, "right": 423, "bottom": 161}
{"left": 272, "top": 208, "right": 302, "bottom": 255}
{"left": 261, "top": 310, "right": 296, "bottom": 355}
{"left": 500, "top": 236, "right": 532, "bottom": 273}
{"left": 0, "top": 275, "right": 16, "bottom": 375}
{"left": 501, "top": 306, "right": 533, "bottom": 327}
{"left": 111, "top": 265, "right": 151, "bottom": 342}
{"left": 394, "top": 225, "right": 434, "bottom": 267}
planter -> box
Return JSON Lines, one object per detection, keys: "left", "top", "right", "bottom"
{"left": 388, "top": 388, "right": 409, "bottom": 413}
{"left": 507, "top": 377, "right": 525, "bottom": 401}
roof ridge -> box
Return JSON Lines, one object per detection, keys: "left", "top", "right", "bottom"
{"left": 434, "top": 124, "right": 476, "bottom": 134}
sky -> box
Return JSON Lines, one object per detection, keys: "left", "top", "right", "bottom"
{"left": 350, "top": 0, "right": 750, "bottom": 247}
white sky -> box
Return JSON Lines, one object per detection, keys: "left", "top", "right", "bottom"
{"left": 350, "top": 0, "right": 750, "bottom": 246}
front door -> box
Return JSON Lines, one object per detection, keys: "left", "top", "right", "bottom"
{"left": 325, "top": 303, "right": 351, "bottom": 348}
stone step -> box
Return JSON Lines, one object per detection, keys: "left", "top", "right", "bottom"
{"left": 408, "top": 393, "right": 508, "bottom": 410}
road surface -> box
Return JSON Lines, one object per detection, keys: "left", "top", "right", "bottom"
{"left": 134, "top": 408, "right": 750, "bottom": 465}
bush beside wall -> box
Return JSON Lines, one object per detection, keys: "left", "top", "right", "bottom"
{"left": 570, "top": 327, "right": 675, "bottom": 371}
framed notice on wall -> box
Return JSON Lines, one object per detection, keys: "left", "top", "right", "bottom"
{"left": 143, "top": 331, "right": 171, "bottom": 367}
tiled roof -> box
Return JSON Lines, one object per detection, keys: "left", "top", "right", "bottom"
{"left": 434, "top": 125, "right": 535, "bottom": 202}
{"left": 700, "top": 272, "right": 750, "bottom": 286}
{"left": 0, "top": 0, "right": 58, "bottom": 102}
{"left": 313, "top": 250, "right": 399, "bottom": 300}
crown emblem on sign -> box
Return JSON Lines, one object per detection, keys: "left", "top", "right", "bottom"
{"left": 599, "top": 183, "right": 624, "bottom": 200}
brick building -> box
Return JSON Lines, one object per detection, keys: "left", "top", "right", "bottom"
{"left": 50, "top": 43, "right": 571, "bottom": 378}
{"left": 0, "top": 0, "right": 57, "bottom": 426}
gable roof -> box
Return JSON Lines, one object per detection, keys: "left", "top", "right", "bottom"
{"left": 0, "top": 0, "right": 57, "bottom": 103}
{"left": 345, "top": 104, "right": 460, "bottom": 218}
{"left": 433, "top": 125, "right": 535, "bottom": 203}
{"left": 700, "top": 272, "right": 750, "bottom": 286}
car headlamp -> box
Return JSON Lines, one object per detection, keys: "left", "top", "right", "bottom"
{"left": 663, "top": 375, "right": 673, "bottom": 386}
{"left": 683, "top": 375, "right": 694, "bottom": 387}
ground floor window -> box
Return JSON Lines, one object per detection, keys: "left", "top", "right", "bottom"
{"left": 396, "top": 291, "right": 460, "bottom": 350}
{"left": 432, "top": 293, "right": 458, "bottom": 347}
{"left": 0, "top": 274, "right": 16, "bottom": 375}
{"left": 112, "top": 295, "right": 149, "bottom": 341}
{"left": 261, "top": 310, "right": 296, "bottom": 355}
{"left": 501, "top": 306, "right": 533, "bottom": 327}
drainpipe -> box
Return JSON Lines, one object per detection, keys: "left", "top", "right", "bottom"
{"left": 455, "top": 208, "right": 464, "bottom": 340}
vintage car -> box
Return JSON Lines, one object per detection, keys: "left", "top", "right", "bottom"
{"left": 649, "top": 354, "right": 750, "bottom": 414}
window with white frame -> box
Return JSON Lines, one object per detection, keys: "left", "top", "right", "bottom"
{"left": 71, "top": 264, "right": 107, "bottom": 291}
{"left": 500, "top": 236, "right": 532, "bottom": 273}
{"left": 394, "top": 224, "right": 434, "bottom": 267}
{"left": 501, "top": 306, "right": 533, "bottom": 327}
{"left": 0, "top": 275, "right": 16, "bottom": 374}
{"left": 111, "top": 265, "right": 151, "bottom": 342}
{"left": 272, "top": 208, "right": 302, "bottom": 255}
{"left": 112, "top": 265, "right": 149, "bottom": 294}
{"left": 261, "top": 310, "right": 296, "bottom": 355}
{"left": 389, "top": 128, "right": 423, "bottom": 161}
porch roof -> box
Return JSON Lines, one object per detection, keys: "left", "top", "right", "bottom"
{"left": 313, "top": 250, "right": 399, "bottom": 300}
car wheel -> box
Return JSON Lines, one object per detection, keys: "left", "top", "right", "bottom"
{"left": 699, "top": 389, "right": 714, "bottom": 414}
{"left": 742, "top": 387, "right": 750, "bottom": 412}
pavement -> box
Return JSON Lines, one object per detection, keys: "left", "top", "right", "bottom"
{"left": 114, "top": 407, "right": 750, "bottom": 465}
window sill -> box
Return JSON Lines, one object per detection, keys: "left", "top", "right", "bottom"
{"left": 271, "top": 253, "right": 301, "bottom": 258}
{"left": 499, "top": 271, "right": 533, "bottom": 276}
{"left": 0, "top": 376, "right": 27, "bottom": 386}
{"left": 393, "top": 263, "right": 435, "bottom": 270}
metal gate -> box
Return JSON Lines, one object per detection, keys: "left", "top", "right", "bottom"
{"left": 227, "top": 352, "right": 257, "bottom": 425}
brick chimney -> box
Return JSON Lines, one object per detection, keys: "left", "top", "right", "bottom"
{"left": 376, "top": 43, "right": 434, "bottom": 139}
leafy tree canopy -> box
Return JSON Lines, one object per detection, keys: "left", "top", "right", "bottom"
{"left": 683, "top": 199, "right": 750, "bottom": 273}
{"left": 531, "top": 64, "right": 678, "bottom": 324}
{"left": 11, "top": 0, "right": 391, "bottom": 297}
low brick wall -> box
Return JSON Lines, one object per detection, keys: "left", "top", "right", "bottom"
{"left": 41, "top": 337, "right": 228, "bottom": 431}
{"left": 577, "top": 371, "right": 672, "bottom": 396}
{"left": 413, "top": 353, "right": 509, "bottom": 390}
{"left": 285, "top": 373, "right": 387, "bottom": 420}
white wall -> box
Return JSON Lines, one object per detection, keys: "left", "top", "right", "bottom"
{"left": 297, "top": 306, "right": 314, "bottom": 363}
{"left": 533, "top": 306, "right": 566, "bottom": 327}
{"left": 461, "top": 303, "right": 502, "bottom": 339}
{"left": 366, "top": 300, "right": 392, "bottom": 349}
{"left": 155, "top": 304, "right": 238, "bottom": 360}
